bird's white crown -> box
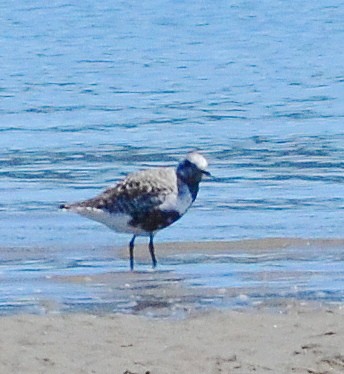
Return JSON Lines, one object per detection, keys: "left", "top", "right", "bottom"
{"left": 185, "top": 152, "right": 208, "bottom": 171}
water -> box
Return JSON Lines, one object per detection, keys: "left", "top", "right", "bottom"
{"left": 0, "top": 1, "right": 343, "bottom": 314}
{"left": 0, "top": 243, "right": 344, "bottom": 316}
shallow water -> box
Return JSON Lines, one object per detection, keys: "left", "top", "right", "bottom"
{"left": 0, "top": 240, "right": 343, "bottom": 316}
{"left": 0, "top": 1, "right": 343, "bottom": 314}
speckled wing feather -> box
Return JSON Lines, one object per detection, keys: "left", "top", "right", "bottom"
{"left": 74, "top": 167, "right": 177, "bottom": 216}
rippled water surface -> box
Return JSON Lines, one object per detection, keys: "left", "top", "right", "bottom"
{"left": 0, "top": 1, "right": 343, "bottom": 314}
{"left": 0, "top": 241, "right": 344, "bottom": 316}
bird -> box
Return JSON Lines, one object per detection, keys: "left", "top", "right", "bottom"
{"left": 60, "top": 151, "right": 210, "bottom": 270}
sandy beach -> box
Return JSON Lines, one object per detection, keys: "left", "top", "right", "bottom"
{"left": 0, "top": 305, "right": 343, "bottom": 374}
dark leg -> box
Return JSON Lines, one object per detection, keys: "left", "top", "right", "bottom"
{"left": 149, "top": 233, "right": 157, "bottom": 269}
{"left": 129, "top": 235, "right": 136, "bottom": 271}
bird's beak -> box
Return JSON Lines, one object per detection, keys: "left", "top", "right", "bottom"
{"left": 201, "top": 170, "right": 212, "bottom": 178}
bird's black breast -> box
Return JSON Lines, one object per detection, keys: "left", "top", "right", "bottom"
{"left": 129, "top": 210, "right": 181, "bottom": 232}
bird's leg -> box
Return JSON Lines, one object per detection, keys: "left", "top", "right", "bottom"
{"left": 129, "top": 235, "right": 136, "bottom": 271}
{"left": 149, "top": 233, "right": 157, "bottom": 269}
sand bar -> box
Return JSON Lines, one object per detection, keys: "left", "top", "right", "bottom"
{"left": 2, "top": 237, "right": 344, "bottom": 261}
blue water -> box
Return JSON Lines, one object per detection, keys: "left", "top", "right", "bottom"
{"left": 0, "top": 1, "right": 343, "bottom": 314}
{"left": 0, "top": 244, "right": 344, "bottom": 316}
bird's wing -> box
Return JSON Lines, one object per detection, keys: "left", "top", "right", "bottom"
{"left": 74, "top": 167, "right": 177, "bottom": 215}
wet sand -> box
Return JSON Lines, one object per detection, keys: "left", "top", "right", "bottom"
{"left": 1, "top": 238, "right": 344, "bottom": 373}
{"left": 3, "top": 237, "right": 344, "bottom": 262}
{"left": 0, "top": 305, "right": 343, "bottom": 374}
{"left": 116, "top": 237, "right": 344, "bottom": 261}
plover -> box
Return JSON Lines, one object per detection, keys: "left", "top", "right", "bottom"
{"left": 60, "top": 152, "right": 209, "bottom": 270}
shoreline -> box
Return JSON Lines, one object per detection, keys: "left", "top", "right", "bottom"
{"left": 0, "top": 238, "right": 343, "bottom": 373}
{"left": 0, "top": 237, "right": 343, "bottom": 317}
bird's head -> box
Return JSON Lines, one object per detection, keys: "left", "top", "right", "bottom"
{"left": 176, "top": 152, "right": 210, "bottom": 185}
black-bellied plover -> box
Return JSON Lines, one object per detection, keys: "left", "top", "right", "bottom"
{"left": 60, "top": 152, "right": 209, "bottom": 270}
